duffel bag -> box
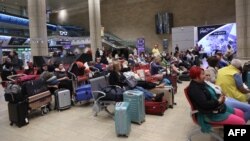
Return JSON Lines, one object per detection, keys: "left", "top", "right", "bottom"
{"left": 4, "top": 84, "right": 24, "bottom": 102}
{"left": 100, "top": 86, "right": 124, "bottom": 102}
{"left": 21, "top": 79, "right": 48, "bottom": 97}
{"left": 145, "top": 100, "right": 168, "bottom": 116}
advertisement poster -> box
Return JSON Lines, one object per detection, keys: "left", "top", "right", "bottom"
{"left": 197, "top": 23, "right": 237, "bottom": 55}
{"left": 136, "top": 38, "right": 145, "bottom": 55}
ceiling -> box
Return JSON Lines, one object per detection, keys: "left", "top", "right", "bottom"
{"left": 0, "top": 0, "right": 89, "bottom": 12}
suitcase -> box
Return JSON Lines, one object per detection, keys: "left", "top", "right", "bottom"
{"left": 123, "top": 90, "right": 145, "bottom": 124}
{"left": 55, "top": 89, "right": 71, "bottom": 111}
{"left": 75, "top": 84, "right": 92, "bottom": 102}
{"left": 115, "top": 102, "right": 131, "bottom": 137}
{"left": 8, "top": 101, "right": 29, "bottom": 127}
{"left": 145, "top": 100, "right": 168, "bottom": 116}
{"left": 28, "top": 91, "right": 52, "bottom": 115}
{"left": 150, "top": 86, "right": 175, "bottom": 108}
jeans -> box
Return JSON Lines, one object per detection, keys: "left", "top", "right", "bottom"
{"left": 135, "top": 86, "right": 154, "bottom": 100}
{"left": 225, "top": 97, "right": 250, "bottom": 121}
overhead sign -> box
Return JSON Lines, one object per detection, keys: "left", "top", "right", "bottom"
{"left": 59, "top": 31, "right": 68, "bottom": 36}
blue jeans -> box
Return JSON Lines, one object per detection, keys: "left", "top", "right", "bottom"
{"left": 135, "top": 86, "right": 154, "bottom": 100}
{"left": 225, "top": 97, "right": 250, "bottom": 121}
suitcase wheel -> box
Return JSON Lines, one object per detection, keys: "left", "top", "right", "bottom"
{"left": 41, "top": 107, "right": 49, "bottom": 115}
{"left": 10, "top": 122, "right": 13, "bottom": 126}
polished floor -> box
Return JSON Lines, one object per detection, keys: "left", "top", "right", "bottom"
{"left": 0, "top": 81, "right": 216, "bottom": 141}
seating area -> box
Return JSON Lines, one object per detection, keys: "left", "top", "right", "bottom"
{"left": 0, "top": 81, "right": 219, "bottom": 141}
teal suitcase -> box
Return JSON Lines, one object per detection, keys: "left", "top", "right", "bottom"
{"left": 115, "top": 102, "right": 131, "bottom": 137}
{"left": 123, "top": 90, "right": 145, "bottom": 124}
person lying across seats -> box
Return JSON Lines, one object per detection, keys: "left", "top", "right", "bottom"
{"left": 109, "top": 61, "right": 164, "bottom": 102}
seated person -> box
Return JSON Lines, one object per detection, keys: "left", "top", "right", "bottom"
{"left": 94, "top": 57, "right": 103, "bottom": 72}
{"left": 205, "top": 70, "right": 250, "bottom": 121}
{"left": 189, "top": 66, "right": 245, "bottom": 133}
{"left": 109, "top": 61, "right": 163, "bottom": 101}
{"left": 216, "top": 59, "right": 250, "bottom": 103}
{"left": 54, "top": 63, "right": 73, "bottom": 95}
{"left": 24, "top": 62, "right": 37, "bottom": 75}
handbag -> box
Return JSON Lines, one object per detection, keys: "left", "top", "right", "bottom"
{"left": 125, "top": 76, "right": 138, "bottom": 89}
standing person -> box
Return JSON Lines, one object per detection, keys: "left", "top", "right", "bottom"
{"left": 9, "top": 51, "right": 19, "bottom": 70}
{"left": 152, "top": 44, "right": 160, "bottom": 57}
{"left": 95, "top": 48, "right": 100, "bottom": 59}
{"left": 175, "top": 44, "right": 179, "bottom": 53}
{"left": 225, "top": 45, "right": 234, "bottom": 62}
{"left": 188, "top": 66, "right": 245, "bottom": 133}
{"left": 133, "top": 48, "right": 138, "bottom": 56}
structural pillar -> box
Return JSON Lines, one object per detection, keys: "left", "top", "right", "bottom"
{"left": 28, "top": 0, "right": 48, "bottom": 58}
{"left": 236, "top": 0, "right": 250, "bottom": 59}
{"left": 88, "top": 0, "right": 102, "bottom": 60}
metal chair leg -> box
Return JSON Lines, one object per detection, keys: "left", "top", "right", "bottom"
{"left": 210, "top": 132, "right": 223, "bottom": 141}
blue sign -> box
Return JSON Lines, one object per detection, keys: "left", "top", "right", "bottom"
{"left": 136, "top": 38, "right": 145, "bottom": 49}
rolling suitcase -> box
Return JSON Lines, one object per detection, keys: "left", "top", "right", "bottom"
{"left": 28, "top": 90, "right": 52, "bottom": 115}
{"left": 150, "top": 86, "right": 175, "bottom": 108}
{"left": 55, "top": 89, "right": 71, "bottom": 111}
{"left": 145, "top": 100, "right": 168, "bottom": 116}
{"left": 8, "top": 101, "right": 29, "bottom": 127}
{"left": 123, "top": 90, "right": 145, "bottom": 124}
{"left": 75, "top": 84, "right": 92, "bottom": 102}
{"left": 115, "top": 102, "right": 131, "bottom": 137}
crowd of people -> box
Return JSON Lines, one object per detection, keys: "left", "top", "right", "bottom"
{"left": 1, "top": 43, "right": 249, "bottom": 132}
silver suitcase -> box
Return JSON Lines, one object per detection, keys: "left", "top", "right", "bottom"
{"left": 55, "top": 89, "right": 71, "bottom": 111}
{"left": 150, "top": 86, "right": 175, "bottom": 108}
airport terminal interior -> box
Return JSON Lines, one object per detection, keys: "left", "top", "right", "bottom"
{"left": 1, "top": 0, "right": 250, "bottom": 141}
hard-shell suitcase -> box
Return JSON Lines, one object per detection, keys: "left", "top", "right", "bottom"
{"left": 55, "top": 89, "right": 71, "bottom": 111}
{"left": 123, "top": 90, "right": 145, "bottom": 124}
{"left": 150, "top": 86, "right": 175, "bottom": 108}
{"left": 75, "top": 84, "right": 92, "bottom": 102}
{"left": 145, "top": 100, "right": 168, "bottom": 116}
{"left": 8, "top": 101, "right": 29, "bottom": 127}
{"left": 28, "top": 90, "right": 52, "bottom": 115}
{"left": 115, "top": 102, "right": 131, "bottom": 137}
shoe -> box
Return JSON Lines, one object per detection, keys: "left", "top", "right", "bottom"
{"left": 154, "top": 93, "right": 164, "bottom": 102}
{"left": 177, "top": 79, "right": 182, "bottom": 84}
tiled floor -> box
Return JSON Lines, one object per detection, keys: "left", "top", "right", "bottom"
{"left": 0, "top": 81, "right": 215, "bottom": 141}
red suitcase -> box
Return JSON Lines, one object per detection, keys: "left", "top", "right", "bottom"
{"left": 145, "top": 100, "right": 167, "bottom": 116}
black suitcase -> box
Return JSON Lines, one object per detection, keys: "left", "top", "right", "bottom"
{"left": 22, "top": 79, "right": 48, "bottom": 97}
{"left": 8, "top": 101, "right": 29, "bottom": 127}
